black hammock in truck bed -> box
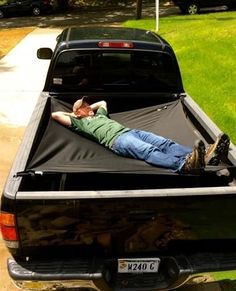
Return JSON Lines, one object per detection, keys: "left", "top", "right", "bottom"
{"left": 25, "top": 97, "right": 230, "bottom": 177}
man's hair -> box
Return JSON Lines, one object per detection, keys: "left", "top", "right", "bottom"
{"left": 75, "top": 105, "right": 92, "bottom": 118}
{"left": 73, "top": 97, "right": 93, "bottom": 118}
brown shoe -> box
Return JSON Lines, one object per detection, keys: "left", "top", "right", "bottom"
{"left": 182, "top": 140, "right": 205, "bottom": 172}
{"left": 205, "top": 133, "right": 230, "bottom": 165}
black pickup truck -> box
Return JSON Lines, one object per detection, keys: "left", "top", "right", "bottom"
{"left": 1, "top": 27, "right": 236, "bottom": 291}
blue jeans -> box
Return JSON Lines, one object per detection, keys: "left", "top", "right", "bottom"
{"left": 112, "top": 129, "right": 192, "bottom": 172}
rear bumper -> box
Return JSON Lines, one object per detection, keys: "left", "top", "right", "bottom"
{"left": 8, "top": 253, "right": 236, "bottom": 291}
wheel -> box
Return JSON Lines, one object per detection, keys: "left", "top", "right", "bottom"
{"left": 32, "top": 6, "right": 41, "bottom": 16}
{"left": 186, "top": 3, "right": 199, "bottom": 14}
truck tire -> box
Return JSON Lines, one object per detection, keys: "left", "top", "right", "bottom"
{"left": 186, "top": 3, "right": 199, "bottom": 14}
{"left": 32, "top": 6, "right": 41, "bottom": 16}
{"left": 0, "top": 9, "right": 4, "bottom": 18}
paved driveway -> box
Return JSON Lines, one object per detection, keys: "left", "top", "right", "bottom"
{"left": 0, "top": 28, "right": 61, "bottom": 125}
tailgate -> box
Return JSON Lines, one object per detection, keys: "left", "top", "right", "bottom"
{"left": 16, "top": 188, "right": 236, "bottom": 257}
{"left": 5, "top": 187, "right": 236, "bottom": 290}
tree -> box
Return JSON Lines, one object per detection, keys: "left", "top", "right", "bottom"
{"left": 135, "top": 0, "right": 142, "bottom": 19}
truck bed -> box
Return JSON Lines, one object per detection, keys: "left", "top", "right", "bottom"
{"left": 15, "top": 94, "right": 235, "bottom": 192}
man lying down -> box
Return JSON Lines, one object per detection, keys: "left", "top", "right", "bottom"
{"left": 51, "top": 97, "right": 230, "bottom": 174}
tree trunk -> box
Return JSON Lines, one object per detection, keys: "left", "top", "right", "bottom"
{"left": 135, "top": 0, "right": 142, "bottom": 19}
{"left": 56, "top": 0, "right": 70, "bottom": 10}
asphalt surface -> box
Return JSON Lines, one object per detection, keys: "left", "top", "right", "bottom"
{"left": 0, "top": 4, "right": 181, "bottom": 29}
{"left": 0, "top": 3, "right": 230, "bottom": 29}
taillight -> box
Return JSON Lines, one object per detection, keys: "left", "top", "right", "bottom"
{"left": 0, "top": 212, "right": 19, "bottom": 248}
{"left": 98, "top": 41, "right": 134, "bottom": 48}
{"left": 1, "top": 225, "right": 17, "bottom": 240}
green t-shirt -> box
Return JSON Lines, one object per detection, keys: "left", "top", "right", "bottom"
{"left": 70, "top": 107, "right": 129, "bottom": 149}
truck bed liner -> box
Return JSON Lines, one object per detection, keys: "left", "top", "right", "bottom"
{"left": 15, "top": 96, "right": 234, "bottom": 192}
{"left": 26, "top": 98, "right": 206, "bottom": 175}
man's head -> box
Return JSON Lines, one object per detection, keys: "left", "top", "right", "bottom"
{"left": 73, "top": 98, "right": 94, "bottom": 118}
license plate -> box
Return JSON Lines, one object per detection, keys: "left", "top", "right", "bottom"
{"left": 118, "top": 258, "right": 160, "bottom": 273}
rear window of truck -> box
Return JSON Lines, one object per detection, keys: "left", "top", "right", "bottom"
{"left": 50, "top": 50, "right": 182, "bottom": 93}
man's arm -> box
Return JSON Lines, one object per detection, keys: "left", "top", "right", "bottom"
{"left": 51, "top": 111, "right": 75, "bottom": 126}
{"left": 73, "top": 98, "right": 107, "bottom": 113}
{"left": 90, "top": 100, "right": 107, "bottom": 112}
{"left": 52, "top": 100, "right": 107, "bottom": 125}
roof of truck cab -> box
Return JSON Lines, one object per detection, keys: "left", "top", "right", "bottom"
{"left": 55, "top": 27, "right": 173, "bottom": 53}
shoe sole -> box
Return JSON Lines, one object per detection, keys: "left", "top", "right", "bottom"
{"left": 206, "top": 133, "right": 230, "bottom": 165}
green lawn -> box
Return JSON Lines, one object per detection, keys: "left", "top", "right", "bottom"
{"left": 123, "top": 12, "right": 236, "bottom": 144}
